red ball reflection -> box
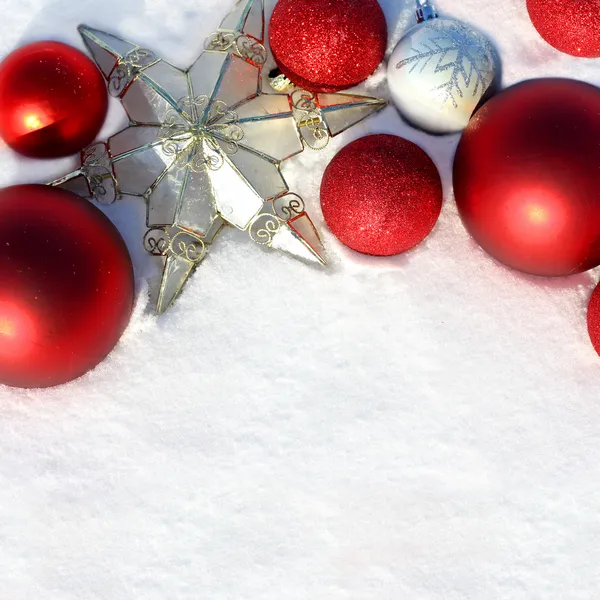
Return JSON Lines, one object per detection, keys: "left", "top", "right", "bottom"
{"left": 0, "top": 41, "right": 108, "bottom": 158}
{"left": 0, "top": 300, "right": 37, "bottom": 360}
{"left": 0, "top": 185, "right": 134, "bottom": 389}
{"left": 454, "top": 78, "right": 600, "bottom": 277}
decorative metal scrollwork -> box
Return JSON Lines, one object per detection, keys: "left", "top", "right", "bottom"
{"left": 86, "top": 166, "right": 117, "bottom": 205}
{"left": 159, "top": 133, "right": 225, "bottom": 173}
{"left": 292, "top": 90, "right": 318, "bottom": 113}
{"left": 183, "top": 144, "right": 225, "bottom": 172}
{"left": 292, "top": 90, "right": 329, "bottom": 150}
{"left": 249, "top": 193, "right": 309, "bottom": 246}
{"left": 81, "top": 142, "right": 118, "bottom": 205}
{"left": 144, "top": 226, "right": 207, "bottom": 263}
{"left": 274, "top": 193, "right": 306, "bottom": 221}
{"left": 205, "top": 100, "right": 237, "bottom": 126}
{"left": 249, "top": 213, "right": 281, "bottom": 246}
{"left": 235, "top": 35, "right": 267, "bottom": 65}
{"left": 158, "top": 96, "right": 244, "bottom": 172}
{"left": 171, "top": 230, "right": 206, "bottom": 262}
{"left": 144, "top": 228, "right": 171, "bottom": 256}
{"left": 82, "top": 142, "right": 109, "bottom": 167}
{"left": 205, "top": 30, "right": 266, "bottom": 65}
{"left": 126, "top": 48, "right": 157, "bottom": 69}
{"left": 205, "top": 31, "right": 237, "bottom": 52}
{"left": 109, "top": 47, "right": 157, "bottom": 97}
{"left": 179, "top": 95, "right": 210, "bottom": 122}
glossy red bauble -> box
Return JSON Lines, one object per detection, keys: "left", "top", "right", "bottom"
{"left": 0, "top": 185, "right": 134, "bottom": 388}
{"left": 269, "top": 0, "right": 388, "bottom": 93}
{"left": 320, "top": 134, "right": 443, "bottom": 256}
{"left": 0, "top": 41, "right": 108, "bottom": 158}
{"left": 527, "top": 0, "right": 600, "bottom": 57}
{"left": 454, "top": 78, "right": 600, "bottom": 277}
{"left": 588, "top": 282, "right": 600, "bottom": 356}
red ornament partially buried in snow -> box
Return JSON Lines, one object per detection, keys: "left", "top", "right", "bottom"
{"left": 269, "top": 0, "right": 388, "bottom": 93}
{"left": 587, "top": 281, "right": 600, "bottom": 357}
{"left": 0, "top": 41, "right": 108, "bottom": 158}
{"left": 320, "top": 134, "right": 443, "bottom": 256}
{"left": 527, "top": 0, "right": 600, "bottom": 58}
{"left": 0, "top": 185, "right": 134, "bottom": 388}
{"left": 454, "top": 78, "right": 600, "bottom": 277}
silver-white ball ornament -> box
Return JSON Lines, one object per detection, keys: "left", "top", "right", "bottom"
{"left": 387, "top": 2, "right": 497, "bottom": 134}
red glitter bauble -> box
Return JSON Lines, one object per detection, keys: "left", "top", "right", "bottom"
{"left": 454, "top": 78, "right": 600, "bottom": 277}
{"left": 527, "top": 0, "right": 600, "bottom": 57}
{"left": 0, "top": 185, "right": 134, "bottom": 388}
{"left": 269, "top": 0, "right": 388, "bottom": 93}
{"left": 588, "top": 282, "right": 600, "bottom": 356}
{"left": 0, "top": 41, "right": 108, "bottom": 158}
{"left": 320, "top": 134, "right": 443, "bottom": 256}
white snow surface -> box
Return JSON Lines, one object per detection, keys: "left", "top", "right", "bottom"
{"left": 1, "top": 0, "right": 600, "bottom": 598}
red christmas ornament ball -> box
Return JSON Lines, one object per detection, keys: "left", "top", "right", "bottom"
{"left": 0, "top": 185, "right": 134, "bottom": 388}
{"left": 588, "top": 282, "right": 600, "bottom": 356}
{"left": 320, "top": 134, "right": 443, "bottom": 256}
{"left": 269, "top": 0, "right": 388, "bottom": 93}
{"left": 527, "top": 0, "right": 600, "bottom": 57}
{"left": 454, "top": 78, "right": 600, "bottom": 277}
{"left": 0, "top": 41, "right": 108, "bottom": 158}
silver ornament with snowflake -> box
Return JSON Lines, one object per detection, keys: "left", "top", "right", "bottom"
{"left": 388, "top": 6, "right": 496, "bottom": 134}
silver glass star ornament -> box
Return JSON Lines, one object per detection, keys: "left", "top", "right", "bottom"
{"left": 51, "top": 0, "right": 388, "bottom": 313}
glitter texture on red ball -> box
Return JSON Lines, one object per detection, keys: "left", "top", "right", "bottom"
{"left": 454, "top": 78, "right": 600, "bottom": 277}
{"left": 269, "top": 0, "right": 388, "bottom": 93}
{"left": 527, "top": 0, "right": 600, "bottom": 57}
{"left": 320, "top": 134, "right": 443, "bottom": 256}
{"left": 588, "top": 282, "right": 600, "bottom": 356}
{"left": 0, "top": 185, "right": 134, "bottom": 388}
{"left": 0, "top": 41, "right": 108, "bottom": 158}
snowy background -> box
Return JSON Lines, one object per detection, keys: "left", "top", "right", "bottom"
{"left": 1, "top": 0, "right": 600, "bottom": 598}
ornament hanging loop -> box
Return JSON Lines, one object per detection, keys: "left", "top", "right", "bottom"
{"left": 415, "top": 0, "right": 438, "bottom": 23}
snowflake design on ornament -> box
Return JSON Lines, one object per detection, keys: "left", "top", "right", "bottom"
{"left": 395, "top": 19, "right": 495, "bottom": 109}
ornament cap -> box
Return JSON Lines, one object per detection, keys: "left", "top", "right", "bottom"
{"left": 269, "top": 67, "right": 294, "bottom": 92}
{"left": 415, "top": 0, "right": 438, "bottom": 23}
